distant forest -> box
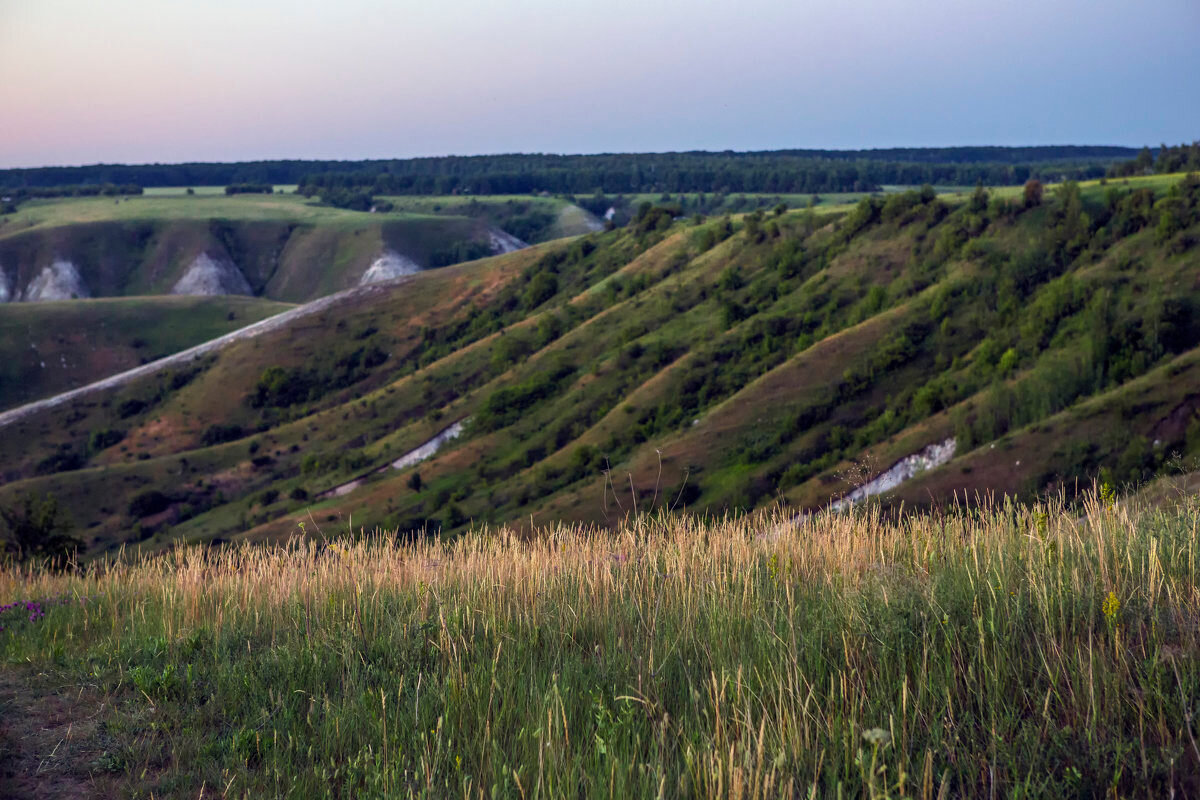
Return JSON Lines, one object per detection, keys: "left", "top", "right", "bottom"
{"left": 0, "top": 146, "right": 1139, "bottom": 195}
{"left": 1108, "top": 142, "right": 1200, "bottom": 178}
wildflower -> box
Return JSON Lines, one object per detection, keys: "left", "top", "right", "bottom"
{"left": 1100, "top": 482, "right": 1116, "bottom": 510}
{"left": 1102, "top": 591, "right": 1120, "bottom": 623}
{"left": 862, "top": 728, "right": 890, "bottom": 746}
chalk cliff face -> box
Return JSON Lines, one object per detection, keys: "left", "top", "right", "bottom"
{"left": 0, "top": 268, "right": 11, "bottom": 303}
{"left": 171, "top": 253, "right": 254, "bottom": 296}
{"left": 23, "top": 259, "right": 90, "bottom": 301}
{"left": 487, "top": 228, "right": 528, "bottom": 254}
{"left": 359, "top": 251, "right": 421, "bottom": 285}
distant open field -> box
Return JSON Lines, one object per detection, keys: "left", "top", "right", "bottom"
{"left": 0, "top": 192, "right": 441, "bottom": 236}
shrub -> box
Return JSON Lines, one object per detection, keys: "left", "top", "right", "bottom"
{"left": 200, "top": 424, "right": 244, "bottom": 446}
{"left": 89, "top": 429, "right": 125, "bottom": 453}
{"left": 129, "top": 491, "right": 171, "bottom": 518}
{"left": 0, "top": 493, "right": 80, "bottom": 566}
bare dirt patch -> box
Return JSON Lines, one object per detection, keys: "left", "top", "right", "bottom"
{"left": 0, "top": 668, "right": 121, "bottom": 799}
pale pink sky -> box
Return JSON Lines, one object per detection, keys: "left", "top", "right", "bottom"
{"left": 1, "top": 0, "right": 1197, "bottom": 167}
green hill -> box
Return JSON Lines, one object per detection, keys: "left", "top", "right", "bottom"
{"left": 1, "top": 173, "right": 1198, "bottom": 556}
{"left": 0, "top": 295, "right": 292, "bottom": 411}
{"left": 0, "top": 192, "right": 598, "bottom": 304}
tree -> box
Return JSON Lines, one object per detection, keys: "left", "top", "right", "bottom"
{"left": 407, "top": 471, "right": 423, "bottom": 492}
{"left": 1023, "top": 179, "right": 1044, "bottom": 209}
{"left": 0, "top": 493, "right": 80, "bottom": 566}
{"left": 968, "top": 181, "right": 989, "bottom": 214}
{"left": 443, "top": 503, "right": 466, "bottom": 529}
{"left": 1135, "top": 146, "right": 1153, "bottom": 174}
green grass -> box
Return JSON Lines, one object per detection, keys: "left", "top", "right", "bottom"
{"left": 0, "top": 295, "right": 293, "bottom": 410}
{"left": 0, "top": 192, "right": 446, "bottom": 236}
{"left": 3, "top": 495, "right": 1199, "bottom": 797}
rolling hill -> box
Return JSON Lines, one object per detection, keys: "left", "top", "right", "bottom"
{"left": 0, "top": 295, "right": 292, "bottom": 411}
{"left": 1, "top": 172, "right": 1198, "bottom": 556}
{"left": 0, "top": 192, "right": 601, "bottom": 304}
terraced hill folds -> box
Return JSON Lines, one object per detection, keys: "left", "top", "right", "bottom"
{"left": 1, "top": 174, "right": 1198, "bottom": 556}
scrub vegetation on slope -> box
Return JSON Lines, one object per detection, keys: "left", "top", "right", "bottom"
{"left": 1, "top": 173, "right": 1199, "bottom": 556}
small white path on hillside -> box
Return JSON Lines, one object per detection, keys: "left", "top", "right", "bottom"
{"left": 760, "top": 438, "right": 957, "bottom": 540}
{"left": 317, "top": 420, "right": 468, "bottom": 499}
{"left": 829, "top": 438, "right": 957, "bottom": 511}
{"left": 391, "top": 420, "right": 466, "bottom": 469}
{"left": 0, "top": 276, "right": 416, "bottom": 432}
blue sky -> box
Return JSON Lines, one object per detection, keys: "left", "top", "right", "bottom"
{"left": 1, "top": 0, "right": 1197, "bottom": 167}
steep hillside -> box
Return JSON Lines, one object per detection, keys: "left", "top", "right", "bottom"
{"left": 1, "top": 173, "right": 1198, "bottom": 556}
{"left": 0, "top": 295, "right": 292, "bottom": 411}
{"left": 0, "top": 193, "right": 590, "bottom": 303}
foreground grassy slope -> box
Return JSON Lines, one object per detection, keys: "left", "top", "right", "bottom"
{"left": 0, "top": 295, "right": 292, "bottom": 410}
{"left": 2, "top": 497, "right": 1199, "bottom": 797}
{"left": 1, "top": 174, "right": 1198, "bottom": 555}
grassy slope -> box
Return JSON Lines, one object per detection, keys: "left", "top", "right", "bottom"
{"left": 2, "top": 173, "right": 1199, "bottom": 556}
{"left": 0, "top": 193, "right": 583, "bottom": 303}
{"left": 0, "top": 295, "right": 293, "bottom": 411}
{"left": 3, "top": 498, "right": 1199, "bottom": 797}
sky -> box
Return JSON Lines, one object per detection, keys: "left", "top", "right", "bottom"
{"left": 1, "top": 0, "right": 1198, "bottom": 168}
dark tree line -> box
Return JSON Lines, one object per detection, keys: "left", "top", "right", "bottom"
{"left": 1107, "top": 142, "right": 1200, "bottom": 178}
{"left": 224, "top": 183, "right": 274, "bottom": 195}
{"left": 2, "top": 183, "right": 142, "bottom": 199}
{"left": 296, "top": 150, "right": 1126, "bottom": 197}
{"left": 0, "top": 146, "right": 1135, "bottom": 195}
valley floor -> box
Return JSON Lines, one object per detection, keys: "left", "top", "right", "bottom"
{"left": 2, "top": 493, "right": 1199, "bottom": 798}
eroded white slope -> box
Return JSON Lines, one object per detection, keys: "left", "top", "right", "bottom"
{"left": 24, "top": 259, "right": 90, "bottom": 301}
{"left": 172, "top": 253, "right": 253, "bottom": 296}
{"left": 360, "top": 251, "right": 421, "bottom": 285}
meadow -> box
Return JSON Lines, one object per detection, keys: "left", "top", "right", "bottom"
{"left": 2, "top": 491, "right": 1198, "bottom": 798}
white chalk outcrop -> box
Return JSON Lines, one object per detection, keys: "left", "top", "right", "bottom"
{"left": 830, "top": 438, "right": 957, "bottom": 511}
{"left": 317, "top": 419, "right": 468, "bottom": 500}
{"left": 23, "top": 259, "right": 90, "bottom": 301}
{"left": 172, "top": 253, "right": 253, "bottom": 296}
{"left": 487, "top": 228, "right": 528, "bottom": 254}
{"left": 391, "top": 419, "right": 466, "bottom": 470}
{"left": 359, "top": 250, "right": 421, "bottom": 285}
{"left": 0, "top": 268, "right": 11, "bottom": 303}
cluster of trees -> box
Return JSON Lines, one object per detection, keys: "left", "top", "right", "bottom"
{"left": 0, "top": 147, "right": 1135, "bottom": 194}
{"left": 296, "top": 148, "right": 1127, "bottom": 197}
{"left": 0, "top": 182, "right": 143, "bottom": 212}
{"left": 224, "top": 183, "right": 274, "bottom": 195}
{"left": 317, "top": 188, "right": 377, "bottom": 211}
{"left": 1107, "top": 142, "right": 1200, "bottom": 177}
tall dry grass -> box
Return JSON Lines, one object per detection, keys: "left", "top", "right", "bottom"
{"left": 2, "top": 494, "right": 1199, "bottom": 798}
